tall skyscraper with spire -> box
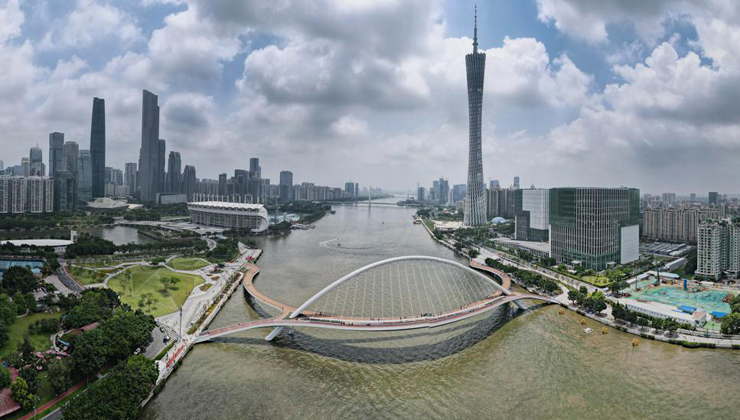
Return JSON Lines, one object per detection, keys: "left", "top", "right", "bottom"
{"left": 138, "top": 90, "right": 161, "bottom": 202}
{"left": 90, "top": 97, "right": 106, "bottom": 198}
{"left": 464, "top": 6, "right": 487, "bottom": 226}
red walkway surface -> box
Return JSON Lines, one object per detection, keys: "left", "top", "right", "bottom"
{"left": 16, "top": 380, "right": 85, "bottom": 420}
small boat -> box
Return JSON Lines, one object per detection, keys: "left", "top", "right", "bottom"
{"left": 584, "top": 327, "right": 593, "bottom": 334}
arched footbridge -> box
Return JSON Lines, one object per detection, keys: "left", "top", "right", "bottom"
{"left": 194, "top": 256, "right": 559, "bottom": 343}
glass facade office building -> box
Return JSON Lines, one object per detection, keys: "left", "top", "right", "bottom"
{"left": 549, "top": 187, "right": 640, "bottom": 270}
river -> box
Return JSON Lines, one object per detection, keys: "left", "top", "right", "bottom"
{"left": 140, "top": 199, "right": 740, "bottom": 420}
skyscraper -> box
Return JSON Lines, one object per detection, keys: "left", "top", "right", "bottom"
{"left": 166, "top": 151, "right": 182, "bottom": 193}
{"left": 464, "top": 8, "right": 487, "bottom": 226}
{"left": 182, "top": 165, "right": 197, "bottom": 200}
{"left": 29, "top": 146, "right": 44, "bottom": 176}
{"left": 77, "top": 149, "right": 93, "bottom": 203}
{"left": 124, "top": 162, "right": 138, "bottom": 195}
{"left": 64, "top": 141, "right": 79, "bottom": 174}
{"left": 279, "top": 171, "right": 293, "bottom": 203}
{"left": 513, "top": 176, "right": 520, "bottom": 189}
{"left": 158, "top": 139, "right": 166, "bottom": 193}
{"left": 49, "top": 132, "right": 64, "bottom": 176}
{"left": 709, "top": 191, "right": 719, "bottom": 206}
{"left": 218, "top": 173, "right": 227, "bottom": 196}
{"left": 249, "top": 158, "right": 261, "bottom": 179}
{"left": 138, "top": 90, "right": 161, "bottom": 202}
{"left": 90, "top": 97, "right": 106, "bottom": 198}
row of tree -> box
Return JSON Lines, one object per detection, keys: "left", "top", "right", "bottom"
{"left": 65, "top": 233, "right": 207, "bottom": 259}
{"left": 720, "top": 294, "right": 740, "bottom": 334}
{"left": 567, "top": 287, "right": 607, "bottom": 313}
{"left": 484, "top": 258, "right": 560, "bottom": 294}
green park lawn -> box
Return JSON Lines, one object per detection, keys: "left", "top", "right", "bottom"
{"left": 69, "top": 266, "right": 109, "bottom": 285}
{"left": 108, "top": 266, "right": 204, "bottom": 318}
{"left": 0, "top": 312, "right": 62, "bottom": 359}
{"left": 167, "top": 257, "right": 210, "bottom": 271}
{"left": 582, "top": 275, "right": 610, "bottom": 287}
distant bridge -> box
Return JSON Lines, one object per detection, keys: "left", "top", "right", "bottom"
{"left": 194, "top": 256, "right": 559, "bottom": 343}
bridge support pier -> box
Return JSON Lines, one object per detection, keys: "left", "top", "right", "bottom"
{"left": 513, "top": 300, "right": 527, "bottom": 311}
{"left": 265, "top": 326, "right": 283, "bottom": 341}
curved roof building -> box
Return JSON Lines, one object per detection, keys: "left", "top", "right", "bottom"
{"left": 187, "top": 201, "right": 269, "bottom": 233}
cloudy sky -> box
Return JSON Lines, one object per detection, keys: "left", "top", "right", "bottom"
{"left": 1, "top": 0, "right": 739, "bottom": 195}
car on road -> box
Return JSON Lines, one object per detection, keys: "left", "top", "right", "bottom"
{"left": 159, "top": 326, "right": 165, "bottom": 333}
{"left": 134, "top": 348, "right": 141, "bottom": 355}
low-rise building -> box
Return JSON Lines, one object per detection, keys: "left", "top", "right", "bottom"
{"left": 188, "top": 201, "right": 269, "bottom": 233}
{"left": 622, "top": 299, "right": 707, "bottom": 326}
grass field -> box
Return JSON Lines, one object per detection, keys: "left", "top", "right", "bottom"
{"left": 167, "top": 257, "right": 210, "bottom": 271}
{"left": 582, "top": 275, "right": 610, "bottom": 287}
{"left": 73, "top": 259, "right": 147, "bottom": 269}
{"left": 69, "top": 266, "right": 109, "bottom": 285}
{"left": 108, "top": 266, "right": 204, "bottom": 318}
{"left": 0, "top": 312, "right": 62, "bottom": 359}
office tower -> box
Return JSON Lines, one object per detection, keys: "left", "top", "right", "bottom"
{"left": 166, "top": 151, "right": 182, "bottom": 193}
{"left": 29, "top": 146, "right": 44, "bottom": 176}
{"left": 20, "top": 158, "right": 30, "bottom": 177}
{"left": 345, "top": 182, "right": 358, "bottom": 198}
{"left": 690, "top": 193, "right": 696, "bottom": 202}
{"left": 49, "top": 132, "right": 64, "bottom": 176}
{"left": 158, "top": 139, "right": 166, "bottom": 193}
{"left": 124, "top": 163, "right": 137, "bottom": 195}
{"left": 417, "top": 186, "right": 426, "bottom": 201}
{"left": 64, "top": 141, "right": 79, "bottom": 173}
{"left": 182, "top": 165, "right": 197, "bottom": 200}
{"left": 138, "top": 90, "right": 161, "bottom": 202}
{"left": 490, "top": 179, "right": 500, "bottom": 189}
{"left": 641, "top": 207, "right": 719, "bottom": 244}
{"left": 249, "top": 158, "right": 261, "bottom": 179}
{"left": 279, "top": 171, "right": 293, "bottom": 203}
{"left": 430, "top": 180, "right": 439, "bottom": 202}
{"left": 218, "top": 173, "right": 227, "bottom": 196}
{"left": 0, "top": 161, "right": 3, "bottom": 172}
{"left": 234, "top": 169, "right": 248, "bottom": 196}
{"left": 452, "top": 184, "right": 467, "bottom": 203}
{"left": 54, "top": 171, "right": 77, "bottom": 212}
{"left": 549, "top": 187, "right": 640, "bottom": 270}
{"left": 696, "top": 219, "right": 740, "bottom": 280}
{"left": 89, "top": 97, "right": 106, "bottom": 197}
{"left": 513, "top": 176, "right": 520, "bottom": 189}
{"left": 709, "top": 191, "right": 719, "bottom": 206}
{"left": 464, "top": 9, "right": 486, "bottom": 226}
{"left": 77, "top": 150, "right": 93, "bottom": 203}
{"left": 438, "top": 178, "right": 449, "bottom": 205}
{"left": 247, "top": 174, "right": 262, "bottom": 203}
{"left": 514, "top": 188, "right": 549, "bottom": 242}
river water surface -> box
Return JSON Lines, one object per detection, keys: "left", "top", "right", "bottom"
{"left": 140, "top": 199, "right": 740, "bottom": 420}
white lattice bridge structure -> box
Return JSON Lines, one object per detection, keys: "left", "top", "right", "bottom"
{"left": 194, "top": 256, "right": 559, "bottom": 343}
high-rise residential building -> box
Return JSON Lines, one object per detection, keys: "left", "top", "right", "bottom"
{"left": 0, "top": 177, "right": 8, "bottom": 213}
{"left": 662, "top": 192, "right": 676, "bottom": 205}
{"left": 709, "top": 191, "right": 719, "bottom": 206}
{"left": 9, "top": 176, "right": 26, "bottom": 213}
{"left": 166, "top": 151, "right": 182, "bottom": 193}
{"left": 279, "top": 171, "right": 293, "bottom": 203}
{"left": 49, "top": 132, "right": 64, "bottom": 177}
{"left": 463, "top": 9, "right": 486, "bottom": 226}
{"left": 90, "top": 97, "right": 106, "bottom": 198}
{"left": 690, "top": 193, "right": 696, "bottom": 202}
{"left": 487, "top": 187, "right": 515, "bottom": 219}
{"left": 513, "top": 176, "right": 520, "bottom": 189}
{"left": 29, "top": 146, "right": 44, "bottom": 176}
{"left": 549, "top": 187, "right": 640, "bottom": 270}
{"left": 452, "top": 184, "right": 467, "bottom": 204}
{"left": 641, "top": 206, "right": 719, "bottom": 244}
{"left": 77, "top": 149, "right": 93, "bottom": 203}
{"left": 417, "top": 186, "right": 426, "bottom": 201}
{"left": 182, "top": 165, "right": 197, "bottom": 200}
{"left": 696, "top": 219, "right": 740, "bottom": 280}
{"left": 124, "top": 162, "right": 137, "bottom": 195}
{"left": 218, "top": 173, "right": 227, "bottom": 196}
{"left": 514, "top": 188, "right": 549, "bottom": 242}
{"left": 437, "top": 178, "right": 450, "bottom": 205}
{"left": 26, "top": 176, "right": 53, "bottom": 213}
{"left": 249, "top": 158, "right": 261, "bottom": 179}
{"left": 64, "top": 141, "right": 79, "bottom": 174}
{"left": 138, "top": 90, "right": 162, "bottom": 202}
{"left": 0, "top": 161, "right": 4, "bottom": 172}
{"left": 54, "top": 171, "right": 77, "bottom": 212}
{"left": 490, "top": 179, "right": 500, "bottom": 189}
{"left": 109, "top": 168, "right": 123, "bottom": 185}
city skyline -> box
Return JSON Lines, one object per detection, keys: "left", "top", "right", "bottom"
{"left": 2, "top": 1, "right": 740, "bottom": 193}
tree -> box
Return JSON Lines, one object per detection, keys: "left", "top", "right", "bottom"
{"left": 20, "top": 365, "right": 39, "bottom": 395}
{"left": 721, "top": 313, "right": 740, "bottom": 335}
{"left": 578, "top": 286, "right": 588, "bottom": 294}
{"left": 468, "top": 249, "right": 479, "bottom": 259}
{"left": 23, "top": 293, "right": 36, "bottom": 312}
{"left": 0, "top": 367, "right": 11, "bottom": 389}
{"left": 12, "top": 292, "right": 25, "bottom": 315}
{"left": 11, "top": 377, "right": 34, "bottom": 411}
{"left": 72, "top": 329, "right": 108, "bottom": 378}
{"left": 18, "top": 333, "right": 34, "bottom": 364}
{"left": 2, "top": 266, "right": 38, "bottom": 295}
{"left": 608, "top": 280, "right": 629, "bottom": 294}
{"left": 48, "top": 358, "right": 72, "bottom": 395}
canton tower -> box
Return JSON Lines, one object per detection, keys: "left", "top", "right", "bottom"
{"left": 464, "top": 7, "right": 487, "bottom": 226}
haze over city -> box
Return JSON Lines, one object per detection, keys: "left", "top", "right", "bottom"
{"left": 1, "top": 0, "right": 739, "bottom": 193}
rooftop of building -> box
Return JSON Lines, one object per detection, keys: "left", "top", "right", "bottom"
{"left": 86, "top": 197, "right": 129, "bottom": 209}
{"left": 0, "top": 239, "right": 74, "bottom": 247}
{"left": 492, "top": 237, "right": 550, "bottom": 253}
{"left": 620, "top": 298, "right": 706, "bottom": 323}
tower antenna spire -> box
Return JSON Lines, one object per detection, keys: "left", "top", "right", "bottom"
{"left": 473, "top": 4, "right": 478, "bottom": 53}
